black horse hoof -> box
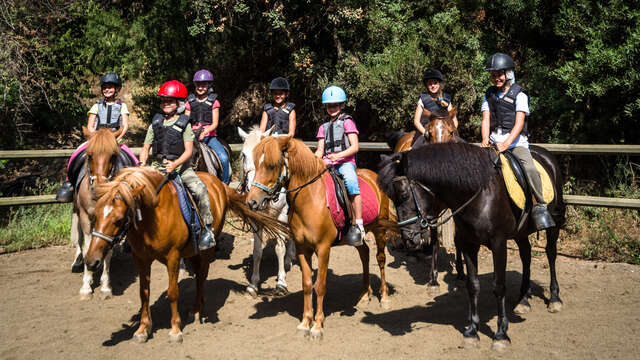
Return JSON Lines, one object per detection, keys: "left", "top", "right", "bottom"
{"left": 71, "top": 254, "right": 84, "bottom": 273}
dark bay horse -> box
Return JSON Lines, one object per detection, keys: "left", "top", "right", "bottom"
{"left": 378, "top": 142, "right": 565, "bottom": 350}
{"left": 246, "top": 136, "right": 397, "bottom": 340}
{"left": 85, "top": 167, "right": 288, "bottom": 343}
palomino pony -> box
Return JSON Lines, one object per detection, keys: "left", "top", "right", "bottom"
{"left": 246, "top": 136, "right": 397, "bottom": 340}
{"left": 378, "top": 142, "right": 565, "bottom": 349}
{"left": 238, "top": 126, "right": 295, "bottom": 297}
{"left": 84, "top": 167, "right": 288, "bottom": 343}
{"left": 73, "top": 126, "right": 133, "bottom": 300}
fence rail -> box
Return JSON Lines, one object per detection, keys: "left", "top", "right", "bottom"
{"left": 1, "top": 143, "right": 639, "bottom": 208}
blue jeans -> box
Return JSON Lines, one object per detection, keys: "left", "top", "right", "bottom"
{"left": 336, "top": 162, "right": 360, "bottom": 195}
{"left": 203, "top": 137, "right": 230, "bottom": 184}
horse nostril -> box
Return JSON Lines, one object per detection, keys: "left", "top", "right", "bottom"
{"left": 86, "top": 259, "right": 101, "bottom": 272}
{"left": 248, "top": 200, "right": 257, "bottom": 210}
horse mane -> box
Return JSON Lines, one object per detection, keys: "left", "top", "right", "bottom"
{"left": 407, "top": 143, "right": 495, "bottom": 192}
{"left": 254, "top": 137, "right": 325, "bottom": 178}
{"left": 377, "top": 152, "right": 404, "bottom": 197}
{"left": 95, "top": 166, "right": 161, "bottom": 209}
{"left": 87, "top": 128, "right": 120, "bottom": 156}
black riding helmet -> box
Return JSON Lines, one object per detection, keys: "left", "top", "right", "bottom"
{"left": 422, "top": 69, "right": 444, "bottom": 83}
{"left": 100, "top": 72, "right": 122, "bottom": 86}
{"left": 485, "top": 53, "right": 515, "bottom": 71}
{"left": 269, "top": 77, "right": 290, "bottom": 91}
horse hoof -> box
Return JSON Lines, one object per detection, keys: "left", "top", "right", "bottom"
{"left": 168, "top": 332, "right": 183, "bottom": 343}
{"left": 513, "top": 303, "right": 531, "bottom": 315}
{"left": 492, "top": 339, "right": 510, "bottom": 351}
{"left": 310, "top": 327, "right": 323, "bottom": 341}
{"left": 461, "top": 336, "right": 479, "bottom": 349}
{"left": 274, "top": 285, "right": 288, "bottom": 297}
{"left": 296, "top": 325, "right": 310, "bottom": 338}
{"left": 380, "top": 297, "right": 391, "bottom": 310}
{"left": 548, "top": 301, "right": 563, "bottom": 313}
{"left": 246, "top": 286, "right": 258, "bottom": 299}
{"left": 133, "top": 332, "right": 148, "bottom": 343}
{"left": 79, "top": 292, "right": 92, "bottom": 301}
{"left": 99, "top": 290, "right": 112, "bottom": 300}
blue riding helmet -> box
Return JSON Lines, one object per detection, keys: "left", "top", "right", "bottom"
{"left": 321, "top": 85, "right": 347, "bottom": 104}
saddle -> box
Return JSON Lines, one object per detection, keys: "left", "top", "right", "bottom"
{"left": 68, "top": 148, "right": 137, "bottom": 189}
{"left": 170, "top": 175, "right": 202, "bottom": 253}
{"left": 195, "top": 137, "right": 231, "bottom": 180}
{"left": 322, "top": 168, "right": 380, "bottom": 243}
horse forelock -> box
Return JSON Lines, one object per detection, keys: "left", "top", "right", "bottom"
{"left": 95, "top": 167, "right": 160, "bottom": 209}
{"left": 254, "top": 136, "right": 283, "bottom": 170}
{"left": 407, "top": 143, "right": 495, "bottom": 192}
{"left": 87, "top": 128, "right": 119, "bottom": 156}
{"left": 243, "top": 125, "right": 263, "bottom": 150}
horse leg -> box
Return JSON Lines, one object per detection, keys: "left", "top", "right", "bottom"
{"left": 79, "top": 214, "right": 93, "bottom": 300}
{"left": 461, "top": 243, "right": 481, "bottom": 348}
{"left": 98, "top": 248, "right": 113, "bottom": 299}
{"left": 355, "top": 239, "right": 371, "bottom": 308}
{"left": 455, "top": 247, "right": 465, "bottom": 281}
{"left": 546, "top": 226, "right": 563, "bottom": 313}
{"left": 132, "top": 254, "right": 152, "bottom": 343}
{"left": 427, "top": 228, "right": 440, "bottom": 291}
{"left": 514, "top": 234, "right": 532, "bottom": 314}
{"left": 374, "top": 229, "right": 390, "bottom": 309}
{"left": 311, "top": 244, "right": 331, "bottom": 340}
{"left": 70, "top": 211, "right": 83, "bottom": 273}
{"left": 491, "top": 240, "right": 510, "bottom": 351}
{"left": 296, "top": 247, "right": 313, "bottom": 337}
{"left": 166, "top": 252, "right": 183, "bottom": 343}
{"left": 247, "top": 227, "right": 263, "bottom": 298}
{"left": 274, "top": 237, "right": 289, "bottom": 295}
{"left": 190, "top": 254, "right": 210, "bottom": 323}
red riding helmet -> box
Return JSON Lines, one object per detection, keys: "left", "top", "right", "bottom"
{"left": 157, "top": 80, "right": 188, "bottom": 99}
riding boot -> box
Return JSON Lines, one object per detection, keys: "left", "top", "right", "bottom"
{"left": 56, "top": 181, "right": 74, "bottom": 203}
{"left": 531, "top": 204, "right": 556, "bottom": 231}
{"left": 198, "top": 225, "right": 216, "bottom": 251}
{"left": 344, "top": 225, "right": 364, "bottom": 247}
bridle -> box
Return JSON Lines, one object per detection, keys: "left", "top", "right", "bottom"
{"left": 87, "top": 153, "right": 119, "bottom": 187}
{"left": 90, "top": 182, "right": 142, "bottom": 248}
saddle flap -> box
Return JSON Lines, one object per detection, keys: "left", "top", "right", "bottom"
{"left": 329, "top": 167, "right": 352, "bottom": 225}
{"left": 171, "top": 179, "right": 201, "bottom": 249}
{"left": 499, "top": 152, "right": 555, "bottom": 210}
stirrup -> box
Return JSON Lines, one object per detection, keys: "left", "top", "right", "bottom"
{"left": 56, "top": 181, "right": 74, "bottom": 203}
{"left": 198, "top": 226, "right": 216, "bottom": 251}
{"left": 532, "top": 204, "right": 555, "bottom": 231}
{"left": 344, "top": 225, "right": 364, "bottom": 246}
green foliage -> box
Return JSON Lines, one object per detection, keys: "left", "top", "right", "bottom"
{"left": 0, "top": 203, "right": 73, "bottom": 252}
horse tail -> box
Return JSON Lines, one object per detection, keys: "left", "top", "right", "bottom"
{"left": 386, "top": 131, "right": 407, "bottom": 151}
{"left": 223, "top": 185, "right": 290, "bottom": 240}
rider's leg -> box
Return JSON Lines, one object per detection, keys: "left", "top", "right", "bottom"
{"left": 181, "top": 168, "right": 216, "bottom": 250}
{"left": 205, "top": 136, "right": 231, "bottom": 184}
{"left": 57, "top": 142, "right": 88, "bottom": 202}
{"left": 337, "top": 162, "right": 364, "bottom": 246}
{"left": 512, "top": 146, "right": 555, "bottom": 230}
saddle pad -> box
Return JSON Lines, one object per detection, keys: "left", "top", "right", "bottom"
{"left": 171, "top": 180, "right": 201, "bottom": 243}
{"left": 323, "top": 172, "right": 379, "bottom": 230}
{"left": 500, "top": 154, "right": 554, "bottom": 209}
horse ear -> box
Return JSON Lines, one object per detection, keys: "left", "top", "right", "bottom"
{"left": 263, "top": 125, "right": 275, "bottom": 138}
{"left": 112, "top": 127, "right": 124, "bottom": 139}
{"left": 276, "top": 135, "right": 292, "bottom": 151}
{"left": 448, "top": 106, "right": 457, "bottom": 118}
{"left": 82, "top": 126, "right": 92, "bottom": 138}
{"left": 238, "top": 127, "right": 249, "bottom": 140}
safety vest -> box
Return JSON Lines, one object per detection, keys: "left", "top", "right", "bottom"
{"left": 187, "top": 93, "right": 218, "bottom": 125}
{"left": 151, "top": 114, "right": 190, "bottom": 160}
{"left": 96, "top": 99, "right": 122, "bottom": 130}
{"left": 323, "top": 114, "right": 352, "bottom": 154}
{"left": 419, "top": 93, "right": 451, "bottom": 125}
{"left": 485, "top": 83, "right": 528, "bottom": 135}
{"left": 265, "top": 102, "right": 295, "bottom": 135}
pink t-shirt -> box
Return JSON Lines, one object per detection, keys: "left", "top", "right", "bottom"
{"left": 186, "top": 99, "right": 221, "bottom": 137}
{"left": 316, "top": 118, "right": 359, "bottom": 166}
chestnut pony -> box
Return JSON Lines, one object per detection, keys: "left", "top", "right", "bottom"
{"left": 246, "top": 136, "right": 397, "bottom": 340}
{"left": 84, "top": 166, "right": 288, "bottom": 343}
{"left": 73, "top": 126, "right": 127, "bottom": 300}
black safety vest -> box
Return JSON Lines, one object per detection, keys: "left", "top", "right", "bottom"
{"left": 96, "top": 99, "right": 122, "bottom": 130}
{"left": 485, "top": 83, "right": 528, "bottom": 135}
{"left": 419, "top": 93, "right": 451, "bottom": 125}
{"left": 265, "top": 102, "right": 295, "bottom": 135}
{"left": 151, "top": 114, "right": 190, "bottom": 160}
{"left": 323, "top": 114, "right": 353, "bottom": 154}
{"left": 187, "top": 93, "right": 218, "bottom": 125}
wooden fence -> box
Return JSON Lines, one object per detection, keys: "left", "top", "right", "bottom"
{"left": 1, "top": 143, "right": 639, "bottom": 209}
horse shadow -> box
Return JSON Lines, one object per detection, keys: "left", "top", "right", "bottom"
{"left": 102, "top": 268, "right": 245, "bottom": 346}
{"left": 105, "top": 247, "right": 138, "bottom": 296}
{"left": 248, "top": 269, "right": 393, "bottom": 321}
{"left": 360, "top": 270, "right": 545, "bottom": 339}
{"left": 386, "top": 244, "right": 456, "bottom": 286}
{"left": 212, "top": 232, "right": 236, "bottom": 261}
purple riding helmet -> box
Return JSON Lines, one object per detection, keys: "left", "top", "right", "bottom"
{"left": 193, "top": 69, "right": 214, "bottom": 82}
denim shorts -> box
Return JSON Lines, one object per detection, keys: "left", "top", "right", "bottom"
{"left": 336, "top": 162, "right": 360, "bottom": 195}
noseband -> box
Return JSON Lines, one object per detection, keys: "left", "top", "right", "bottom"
{"left": 251, "top": 155, "right": 290, "bottom": 202}
{"left": 90, "top": 183, "right": 142, "bottom": 248}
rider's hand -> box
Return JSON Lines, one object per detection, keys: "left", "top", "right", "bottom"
{"left": 496, "top": 141, "right": 510, "bottom": 153}
{"left": 165, "top": 160, "right": 177, "bottom": 173}
{"left": 327, "top": 153, "right": 341, "bottom": 162}
{"left": 199, "top": 131, "right": 207, "bottom": 141}
{"left": 481, "top": 139, "right": 490, "bottom": 147}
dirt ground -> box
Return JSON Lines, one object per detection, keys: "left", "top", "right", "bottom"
{"left": 1, "top": 228, "right": 639, "bottom": 360}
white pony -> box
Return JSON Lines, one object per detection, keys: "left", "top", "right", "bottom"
{"left": 238, "top": 126, "right": 295, "bottom": 297}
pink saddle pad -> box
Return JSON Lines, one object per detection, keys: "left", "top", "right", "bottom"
{"left": 323, "top": 172, "right": 379, "bottom": 230}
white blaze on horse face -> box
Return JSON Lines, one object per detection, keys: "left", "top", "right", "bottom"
{"left": 258, "top": 154, "right": 264, "bottom": 167}
{"left": 434, "top": 122, "right": 445, "bottom": 141}
{"left": 103, "top": 205, "right": 113, "bottom": 219}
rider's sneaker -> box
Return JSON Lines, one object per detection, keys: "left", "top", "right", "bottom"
{"left": 56, "top": 181, "right": 74, "bottom": 203}
{"left": 344, "top": 225, "right": 365, "bottom": 247}
{"left": 198, "top": 225, "right": 216, "bottom": 251}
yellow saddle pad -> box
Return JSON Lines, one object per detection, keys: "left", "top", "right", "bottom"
{"left": 499, "top": 154, "right": 554, "bottom": 209}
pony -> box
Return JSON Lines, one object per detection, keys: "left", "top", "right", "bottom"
{"left": 377, "top": 142, "right": 565, "bottom": 350}
{"left": 72, "top": 126, "right": 133, "bottom": 300}
{"left": 246, "top": 136, "right": 397, "bottom": 340}
{"left": 238, "top": 126, "right": 295, "bottom": 297}
{"left": 84, "top": 166, "right": 288, "bottom": 343}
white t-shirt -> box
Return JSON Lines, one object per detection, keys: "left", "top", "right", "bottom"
{"left": 481, "top": 89, "right": 530, "bottom": 149}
